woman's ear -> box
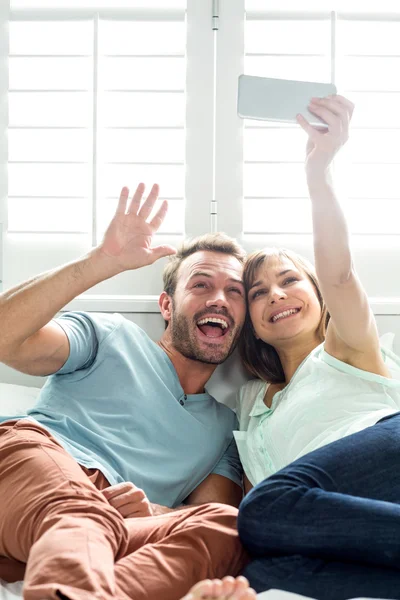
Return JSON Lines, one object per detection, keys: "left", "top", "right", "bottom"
{"left": 159, "top": 291, "right": 173, "bottom": 324}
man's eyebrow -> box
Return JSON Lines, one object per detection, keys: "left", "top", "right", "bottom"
{"left": 189, "top": 272, "right": 244, "bottom": 286}
{"left": 189, "top": 271, "right": 213, "bottom": 279}
{"left": 227, "top": 277, "right": 244, "bottom": 287}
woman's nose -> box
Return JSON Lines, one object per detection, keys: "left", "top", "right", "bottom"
{"left": 268, "top": 287, "right": 287, "bottom": 304}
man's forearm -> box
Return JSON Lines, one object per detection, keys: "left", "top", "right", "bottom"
{"left": 0, "top": 249, "right": 119, "bottom": 358}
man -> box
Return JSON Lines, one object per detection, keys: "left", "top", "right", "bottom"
{"left": 0, "top": 183, "right": 248, "bottom": 600}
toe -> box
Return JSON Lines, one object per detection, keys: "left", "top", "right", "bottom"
{"left": 221, "top": 576, "right": 236, "bottom": 597}
{"left": 241, "top": 590, "right": 258, "bottom": 600}
{"left": 231, "top": 576, "right": 251, "bottom": 599}
{"left": 186, "top": 579, "right": 213, "bottom": 598}
{"left": 211, "top": 579, "right": 223, "bottom": 597}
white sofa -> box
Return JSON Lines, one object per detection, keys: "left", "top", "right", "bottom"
{"left": 0, "top": 333, "right": 396, "bottom": 600}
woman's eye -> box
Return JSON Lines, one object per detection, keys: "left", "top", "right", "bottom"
{"left": 283, "top": 277, "right": 298, "bottom": 285}
{"left": 251, "top": 289, "right": 266, "bottom": 300}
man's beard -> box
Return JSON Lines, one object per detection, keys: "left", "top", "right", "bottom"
{"left": 170, "top": 304, "right": 241, "bottom": 365}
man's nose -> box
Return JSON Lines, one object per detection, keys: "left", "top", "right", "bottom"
{"left": 205, "top": 291, "right": 228, "bottom": 308}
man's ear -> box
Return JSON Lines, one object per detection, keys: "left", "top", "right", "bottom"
{"left": 159, "top": 291, "right": 173, "bottom": 323}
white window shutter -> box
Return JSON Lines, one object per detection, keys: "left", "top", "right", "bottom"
{"left": 5, "top": 1, "right": 209, "bottom": 300}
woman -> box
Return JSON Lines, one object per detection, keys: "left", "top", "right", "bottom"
{"left": 234, "top": 95, "right": 400, "bottom": 599}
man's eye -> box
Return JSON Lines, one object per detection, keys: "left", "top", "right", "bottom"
{"left": 194, "top": 282, "right": 207, "bottom": 288}
{"left": 229, "top": 287, "right": 243, "bottom": 295}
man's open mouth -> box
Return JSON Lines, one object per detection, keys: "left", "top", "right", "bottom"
{"left": 196, "top": 317, "right": 230, "bottom": 338}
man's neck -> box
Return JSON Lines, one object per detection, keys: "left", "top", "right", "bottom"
{"left": 157, "top": 335, "right": 217, "bottom": 395}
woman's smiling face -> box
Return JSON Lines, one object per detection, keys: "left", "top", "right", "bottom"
{"left": 247, "top": 255, "right": 323, "bottom": 347}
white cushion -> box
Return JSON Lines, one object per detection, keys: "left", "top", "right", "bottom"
{"left": 0, "top": 383, "right": 41, "bottom": 416}
{"left": 380, "top": 332, "right": 395, "bottom": 352}
{"left": 0, "top": 580, "right": 23, "bottom": 600}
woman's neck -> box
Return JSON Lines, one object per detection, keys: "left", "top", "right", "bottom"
{"left": 276, "top": 335, "right": 322, "bottom": 384}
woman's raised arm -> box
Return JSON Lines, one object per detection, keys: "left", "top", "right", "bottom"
{"left": 297, "top": 96, "right": 388, "bottom": 374}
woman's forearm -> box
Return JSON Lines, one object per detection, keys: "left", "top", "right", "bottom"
{"left": 308, "top": 168, "right": 353, "bottom": 286}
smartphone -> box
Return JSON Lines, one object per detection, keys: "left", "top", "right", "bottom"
{"left": 237, "top": 74, "right": 337, "bottom": 127}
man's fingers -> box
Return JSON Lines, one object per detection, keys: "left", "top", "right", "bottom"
{"left": 149, "top": 245, "right": 177, "bottom": 263}
{"left": 126, "top": 182, "right": 146, "bottom": 215}
{"left": 149, "top": 199, "right": 168, "bottom": 231}
{"left": 137, "top": 183, "right": 159, "bottom": 221}
{"left": 117, "top": 499, "right": 153, "bottom": 518}
{"left": 101, "top": 482, "right": 137, "bottom": 500}
{"left": 115, "top": 186, "right": 130, "bottom": 215}
{"left": 109, "top": 489, "right": 146, "bottom": 509}
{"left": 102, "top": 482, "right": 153, "bottom": 518}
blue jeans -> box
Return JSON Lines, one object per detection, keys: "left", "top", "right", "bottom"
{"left": 238, "top": 413, "right": 400, "bottom": 600}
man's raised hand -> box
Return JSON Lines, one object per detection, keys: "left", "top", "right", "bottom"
{"left": 98, "top": 183, "right": 176, "bottom": 272}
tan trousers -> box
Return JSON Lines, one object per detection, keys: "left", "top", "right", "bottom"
{"left": 0, "top": 419, "right": 247, "bottom": 600}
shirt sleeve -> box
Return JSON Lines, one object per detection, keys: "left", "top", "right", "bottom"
{"left": 211, "top": 434, "right": 243, "bottom": 488}
{"left": 54, "top": 312, "right": 99, "bottom": 375}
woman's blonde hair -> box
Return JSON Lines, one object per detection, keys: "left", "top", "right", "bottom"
{"left": 239, "top": 247, "right": 330, "bottom": 384}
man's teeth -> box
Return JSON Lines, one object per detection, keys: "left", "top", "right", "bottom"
{"left": 272, "top": 309, "right": 299, "bottom": 323}
{"left": 197, "top": 317, "right": 228, "bottom": 329}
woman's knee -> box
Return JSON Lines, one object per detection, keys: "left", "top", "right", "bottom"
{"left": 238, "top": 476, "right": 307, "bottom": 552}
{"left": 240, "top": 471, "right": 312, "bottom": 520}
{"left": 239, "top": 477, "right": 284, "bottom": 523}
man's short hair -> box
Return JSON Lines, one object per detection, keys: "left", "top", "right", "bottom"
{"left": 163, "top": 232, "right": 246, "bottom": 297}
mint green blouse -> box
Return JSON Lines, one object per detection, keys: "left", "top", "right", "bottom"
{"left": 234, "top": 343, "right": 400, "bottom": 486}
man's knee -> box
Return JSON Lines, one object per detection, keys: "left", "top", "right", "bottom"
{"left": 182, "top": 502, "right": 239, "bottom": 529}
{"left": 177, "top": 503, "right": 246, "bottom": 578}
{"left": 197, "top": 501, "right": 239, "bottom": 517}
{"left": 32, "top": 505, "right": 129, "bottom": 569}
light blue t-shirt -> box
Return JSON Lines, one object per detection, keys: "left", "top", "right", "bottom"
{"left": 2, "top": 312, "right": 242, "bottom": 508}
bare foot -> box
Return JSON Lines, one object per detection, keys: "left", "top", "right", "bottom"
{"left": 181, "top": 575, "right": 257, "bottom": 600}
